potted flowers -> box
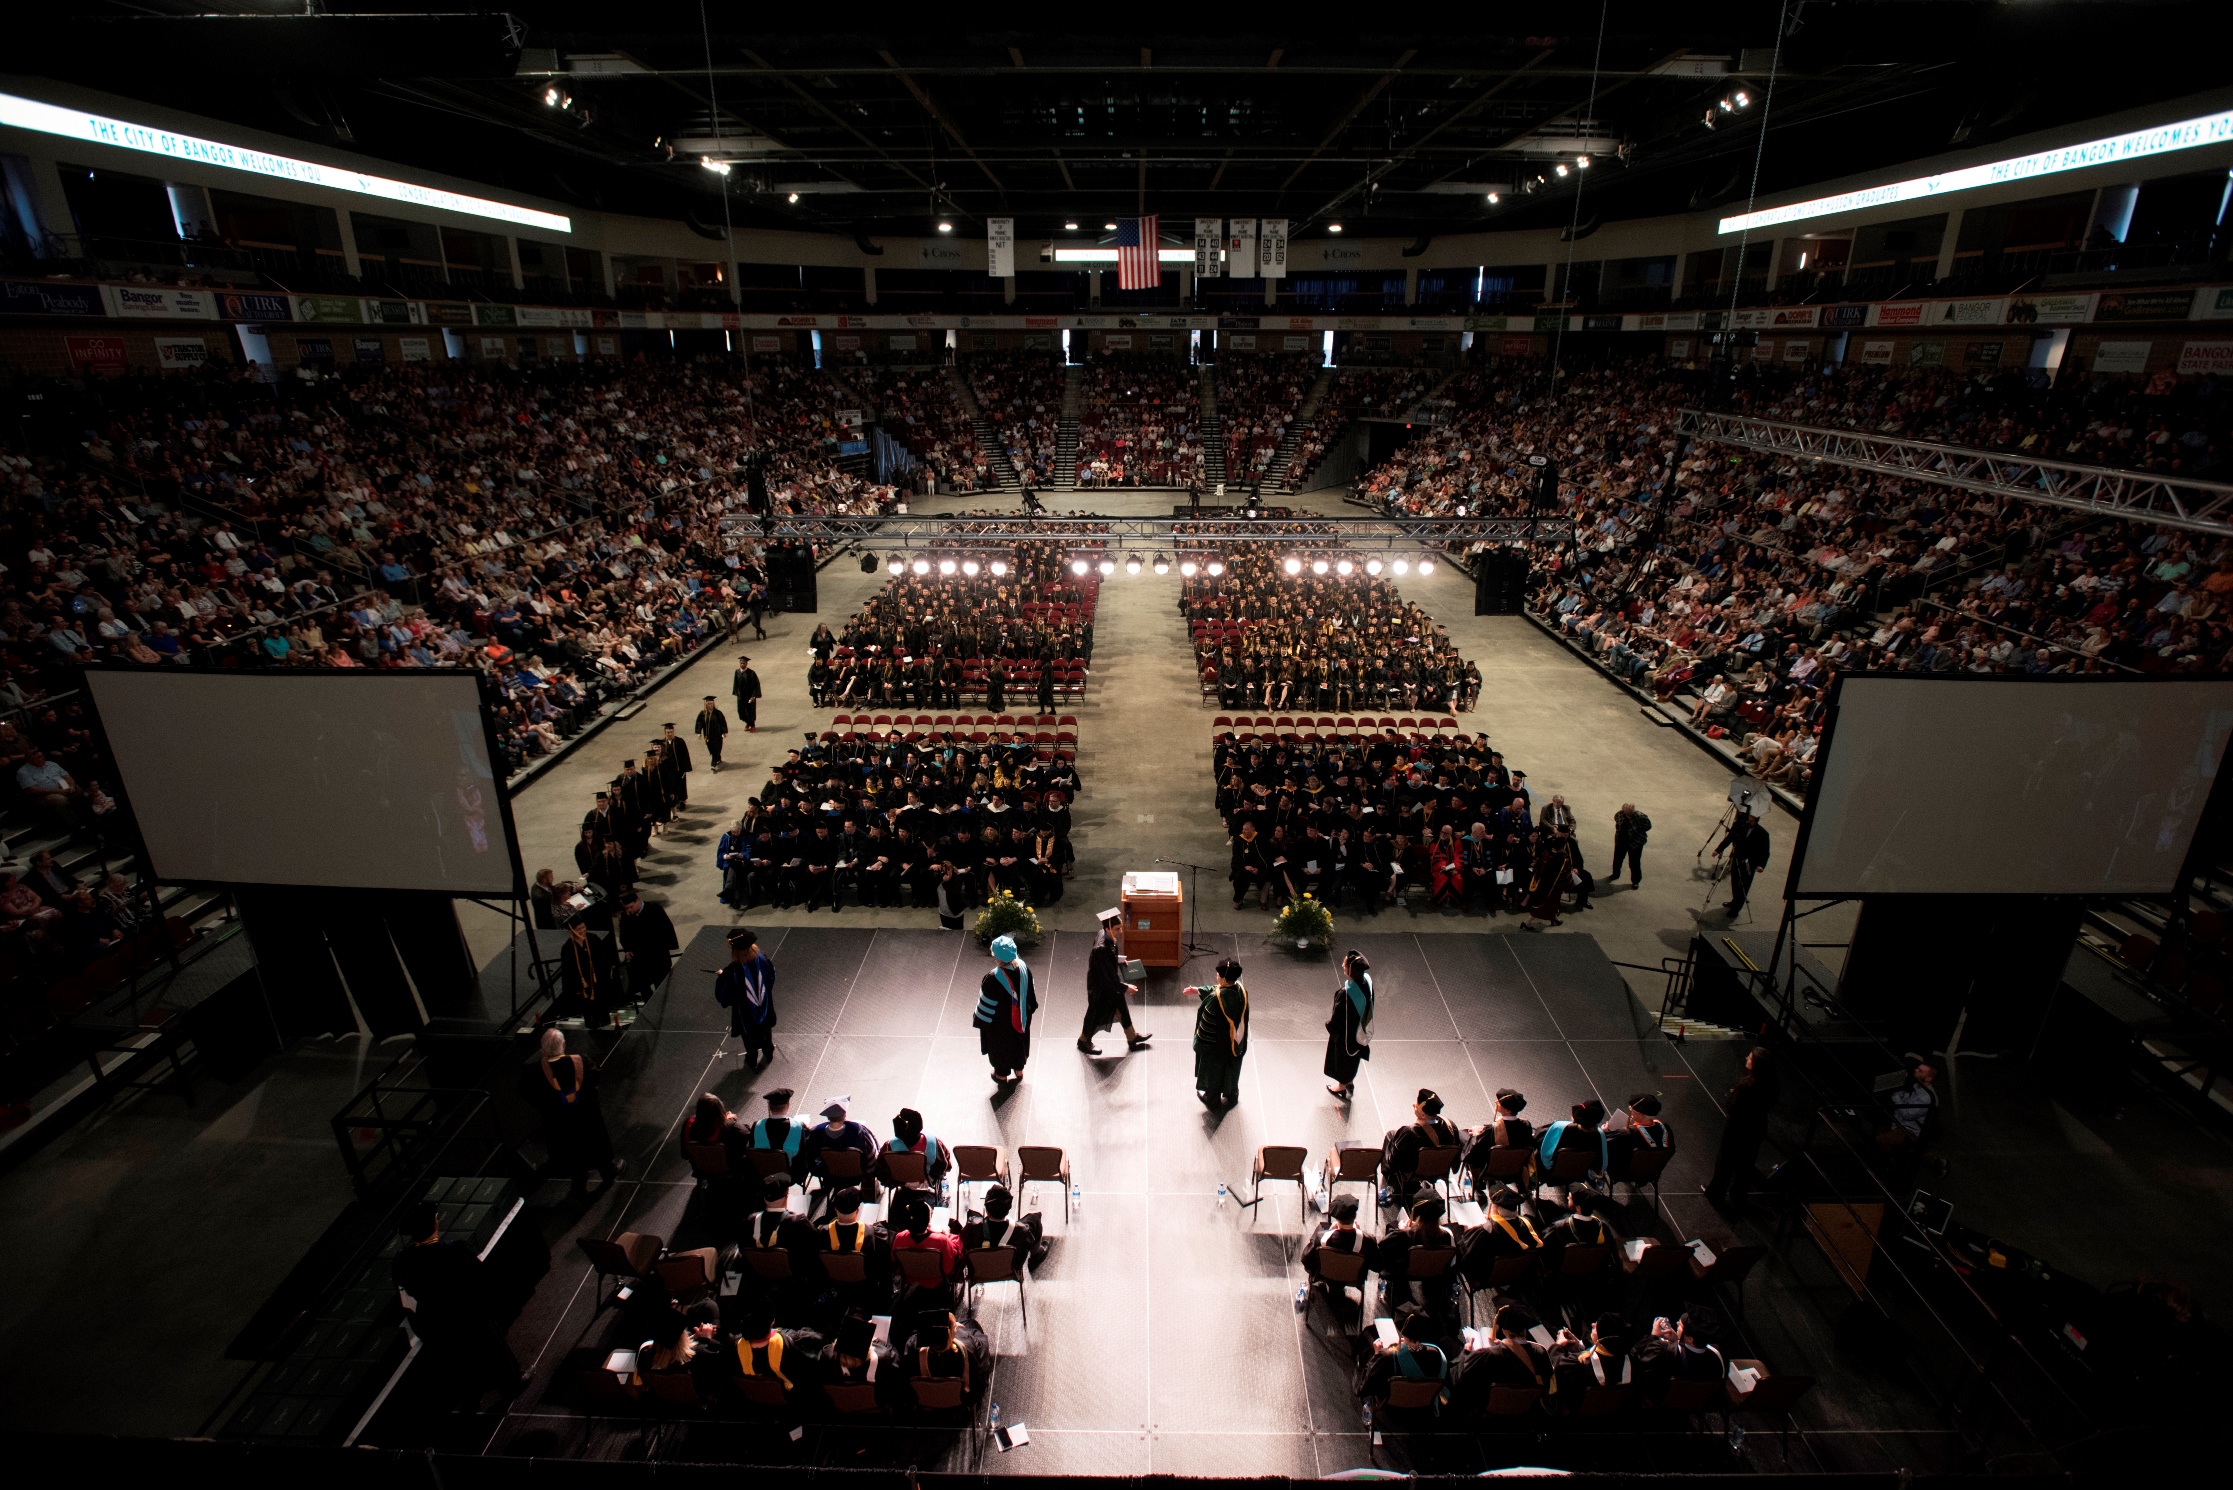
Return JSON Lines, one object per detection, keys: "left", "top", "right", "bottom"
{"left": 1272, "top": 893, "right": 1334, "bottom": 953}
{"left": 974, "top": 889, "right": 1043, "bottom": 949}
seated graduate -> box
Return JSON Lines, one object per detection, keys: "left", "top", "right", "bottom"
{"left": 816, "top": 1309, "right": 899, "bottom": 1399}
{"left": 742, "top": 1173, "right": 818, "bottom": 1287}
{"left": 636, "top": 1299, "right": 732, "bottom": 1400}
{"left": 678, "top": 1091, "right": 749, "bottom": 1169}
{"left": 1462, "top": 1087, "right": 1534, "bottom": 1195}
{"left": 1630, "top": 1308, "right": 1729, "bottom": 1404}
{"left": 1302, "top": 1191, "right": 1377, "bottom": 1284}
{"left": 1379, "top": 1086, "right": 1462, "bottom": 1207}
{"left": 1535, "top": 1097, "right": 1611, "bottom": 1178}
{"left": 1456, "top": 1183, "right": 1543, "bottom": 1288}
{"left": 803, "top": 1093, "right": 881, "bottom": 1203}
{"left": 731, "top": 1304, "right": 823, "bottom": 1401}
{"left": 1450, "top": 1302, "right": 1552, "bottom": 1414}
{"left": 1607, "top": 1091, "right": 1674, "bottom": 1180}
{"left": 746, "top": 1087, "right": 810, "bottom": 1182}
{"left": 1376, "top": 1190, "right": 1458, "bottom": 1320}
{"left": 877, "top": 1106, "right": 954, "bottom": 1193}
{"left": 1528, "top": 1182, "right": 1620, "bottom": 1266}
{"left": 1358, "top": 1305, "right": 1452, "bottom": 1415}
{"left": 960, "top": 1182, "right": 1046, "bottom": 1267}
{"left": 888, "top": 1186, "right": 961, "bottom": 1335}
{"left": 816, "top": 1184, "right": 893, "bottom": 1303}
{"left": 901, "top": 1309, "right": 992, "bottom": 1401}
{"left": 1547, "top": 1312, "right": 1635, "bottom": 1411}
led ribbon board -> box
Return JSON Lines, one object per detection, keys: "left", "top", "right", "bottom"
{"left": 0, "top": 90, "right": 571, "bottom": 235}
{"left": 1718, "top": 106, "right": 2233, "bottom": 236}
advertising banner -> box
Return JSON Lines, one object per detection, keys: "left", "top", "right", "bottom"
{"left": 1821, "top": 305, "right": 1869, "bottom": 328}
{"left": 472, "top": 304, "right": 519, "bottom": 327}
{"left": 2175, "top": 340, "right": 2233, "bottom": 375}
{"left": 2005, "top": 293, "right": 2096, "bottom": 325}
{"left": 1964, "top": 341, "right": 2004, "bottom": 365}
{"left": 291, "top": 295, "right": 364, "bottom": 323}
{"left": 2192, "top": 287, "right": 2233, "bottom": 321}
{"left": 220, "top": 291, "right": 293, "bottom": 322}
{"left": 107, "top": 285, "right": 216, "bottom": 319}
{"left": 421, "top": 301, "right": 473, "bottom": 326}
{"left": 750, "top": 334, "right": 782, "bottom": 352}
{"left": 1225, "top": 333, "right": 1257, "bottom": 350}
{"left": 399, "top": 337, "right": 432, "bottom": 361}
{"left": 1860, "top": 339, "right": 1896, "bottom": 363}
{"left": 2096, "top": 289, "right": 2197, "bottom": 322}
{"left": 352, "top": 337, "right": 385, "bottom": 363}
{"left": 153, "top": 336, "right": 209, "bottom": 368}
{"left": 1868, "top": 303, "right": 1927, "bottom": 327}
{"left": 64, "top": 335, "right": 127, "bottom": 370}
{"left": 2091, "top": 340, "right": 2151, "bottom": 372}
{"left": 3, "top": 280, "right": 105, "bottom": 316}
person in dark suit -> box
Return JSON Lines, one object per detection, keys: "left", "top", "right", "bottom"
{"left": 1714, "top": 811, "right": 1771, "bottom": 916}
{"left": 392, "top": 1201, "right": 527, "bottom": 1402}
{"left": 1078, "top": 909, "right": 1151, "bottom": 1054}
{"left": 1608, "top": 1092, "right": 1675, "bottom": 1181}
{"left": 1610, "top": 803, "right": 1650, "bottom": 888}
{"left": 525, "top": 1026, "right": 616, "bottom": 1194}
{"left": 694, "top": 695, "right": 730, "bottom": 770}
{"left": 1705, "top": 1045, "right": 1778, "bottom": 1212}
{"left": 732, "top": 655, "right": 762, "bottom": 733}
{"left": 615, "top": 888, "right": 678, "bottom": 1003}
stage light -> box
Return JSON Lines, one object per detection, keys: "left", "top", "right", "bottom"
{"left": 938, "top": 558, "right": 957, "bottom": 575}
{"left": 1328, "top": 223, "right": 1343, "bottom": 233}
{"left": 1283, "top": 556, "right": 1303, "bottom": 576}
{"left": 1310, "top": 558, "right": 1329, "bottom": 575}
{"left": 1206, "top": 560, "right": 1225, "bottom": 577}
{"left": 912, "top": 558, "right": 931, "bottom": 575}
{"left": 962, "top": 558, "right": 980, "bottom": 576}
{"left": 1071, "top": 558, "right": 1090, "bottom": 575}
{"left": 1365, "top": 557, "right": 1383, "bottom": 575}
{"left": 701, "top": 157, "right": 732, "bottom": 175}
{"left": 787, "top": 192, "right": 800, "bottom": 203}
{"left": 1417, "top": 555, "right": 1436, "bottom": 575}
{"left": 545, "top": 88, "right": 571, "bottom": 109}
{"left": 1336, "top": 558, "right": 1353, "bottom": 576}
{"left": 1455, "top": 503, "right": 1468, "bottom": 517}
{"left": 1486, "top": 193, "right": 1499, "bottom": 204}
{"left": 937, "top": 221, "right": 953, "bottom": 233}
{"left": 1180, "top": 559, "right": 1198, "bottom": 577}
{"left": 1576, "top": 156, "right": 1590, "bottom": 169}
{"left": 990, "top": 559, "right": 1008, "bottom": 576}
{"left": 1391, "top": 558, "right": 1410, "bottom": 575}
{"left": 886, "top": 555, "right": 904, "bottom": 575}
{"left": 1153, "top": 555, "right": 1170, "bottom": 574}
{"left": 1702, "top": 109, "right": 1718, "bottom": 129}
{"left": 1097, "top": 557, "right": 1116, "bottom": 576}
{"left": 1732, "top": 91, "right": 1751, "bottom": 109}
{"left": 1555, "top": 163, "right": 1568, "bottom": 178}
{"left": 1104, "top": 221, "right": 1117, "bottom": 230}
{"left": 1124, "top": 554, "right": 1142, "bottom": 574}
{"left": 1064, "top": 220, "right": 1079, "bottom": 230}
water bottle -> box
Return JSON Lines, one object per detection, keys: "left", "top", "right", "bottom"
{"left": 1360, "top": 1399, "right": 1375, "bottom": 1431}
{"left": 1728, "top": 1422, "right": 1744, "bottom": 1452}
{"left": 989, "top": 1400, "right": 1002, "bottom": 1435}
{"left": 1294, "top": 1285, "right": 1309, "bottom": 1313}
{"left": 1216, "top": 1181, "right": 1228, "bottom": 1208}
{"left": 1071, "top": 1181, "right": 1083, "bottom": 1217}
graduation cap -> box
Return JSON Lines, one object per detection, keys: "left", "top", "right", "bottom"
{"left": 1096, "top": 906, "right": 1121, "bottom": 927}
{"left": 836, "top": 1314, "right": 876, "bottom": 1357}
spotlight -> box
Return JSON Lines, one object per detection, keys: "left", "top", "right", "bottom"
{"left": 1417, "top": 555, "right": 1436, "bottom": 575}
{"left": 1071, "top": 558, "right": 1090, "bottom": 576}
{"left": 787, "top": 192, "right": 800, "bottom": 204}
{"left": 1555, "top": 163, "right": 1568, "bottom": 178}
{"left": 1455, "top": 502, "right": 1468, "bottom": 517}
{"left": 1336, "top": 558, "right": 1354, "bottom": 576}
{"left": 1391, "top": 558, "right": 1411, "bottom": 575}
{"left": 1719, "top": 97, "right": 1734, "bottom": 113}
{"left": 1180, "top": 559, "right": 1198, "bottom": 577}
{"left": 887, "top": 555, "right": 904, "bottom": 575}
{"left": 1733, "top": 90, "right": 1751, "bottom": 109}
{"left": 1283, "top": 556, "right": 1303, "bottom": 576}
{"left": 1328, "top": 223, "right": 1343, "bottom": 234}
{"left": 1097, "top": 557, "right": 1116, "bottom": 576}
{"left": 701, "top": 157, "right": 733, "bottom": 175}
{"left": 937, "top": 221, "right": 953, "bottom": 233}
{"left": 1576, "top": 155, "right": 1590, "bottom": 169}
{"left": 962, "top": 558, "right": 980, "bottom": 576}
{"left": 1064, "top": 220, "right": 1079, "bottom": 230}
{"left": 1104, "top": 221, "right": 1118, "bottom": 230}
{"left": 1152, "top": 555, "right": 1170, "bottom": 574}
{"left": 990, "top": 559, "right": 1008, "bottom": 577}
{"left": 912, "top": 558, "right": 931, "bottom": 575}
{"left": 544, "top": 88, "right": 571, "bottom": 109}
{"left": 1206, "top": 560, "right": 1225, "bottom": 577}
{"left": 938, "top": 558, "right": 957, "bottom": 575}
{"left": 1486, "top": 193, "right": 1500, "bottom": 204}
{"left": 1124, "top": 554, "right": 1142, "bottom": 575}
{"left": 1365, "top": 557, "right": 1383, "bottom": 575}
{"left": 1310, "top": 558, "right": 1329, "bottom": 575}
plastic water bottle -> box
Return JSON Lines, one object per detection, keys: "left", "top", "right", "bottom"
{"left": 1071, "top": 1181, "right": 1083, "bottom": 1217}
{"left": 1294, "top": 1285, "right": 1309, "bottom": 1313}
{"left": 1216, "top": 1181, "right": 1228, "bottom": 1208}
{"left": 1728, "top": 1422, "right": 1744, "bottom": 1452}
{"left": 1361, "top": 1399, "right": 1375, "bottom": 1431}
{"left": 989, "top": 1400, "right": 1002, "bottom": 1435}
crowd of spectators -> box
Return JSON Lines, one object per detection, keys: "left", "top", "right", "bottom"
{"left": 1214, "top": 354, "right": 1312, "bottom": 486}
{"left": 1286, "top": 366, "right": 1441, "bottom": 488}
{"left": 1186, "top": 550, "right": 1479, "bottom": 714}
{"left": 1076, "top": 357, "right": 1201, "bottom": 487}
{"left": 865, "top": 366, "right": 989, "bottom": 491}
{"left": 967, "top": 354, "right": 1064, "bottom": 487}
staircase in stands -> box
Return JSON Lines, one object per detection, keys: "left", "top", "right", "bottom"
{"left": 1054, "top": 364, "right": 1082, "bottom": 488}
{"left": 1259, "top": 365, "right": 1337, "bottom": 492}
{"left": 949, "top": 365, "right": 1020, "bottom": 491}
{"left": 1199, "top": 362, "right": 1226, "bottom": 491}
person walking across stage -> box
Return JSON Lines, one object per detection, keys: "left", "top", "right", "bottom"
{"left": 1610, "top": 803, "right": 1651, "bottom": 889}
{"left": 524, "top": 1026, "right": 617, "bottom": 1196}
{"left": 615, "top": 888, "right": 679, "bottom": 1005}
{"left": 1714, "top": 810, "right": 1771, "bottom": 917}
{"left": 1184, "top": 958, "right": 1251, "bottom": 1109}
{"left": 974, "top": 935, "right": 1040, "bottom": 1086}
{"left": 733, "top": 654, "right": 763, "bottom": 734}
{"left": 1705, "top": 1045, "right": 1779, "bottom": 1214}
{"left": 1078, "top": 909, "right": 1153, "bottom": 1055}
{"left": 716, "top": 928, "right": 778, "bottom": 1067}
{"left": 694, "top": 696, "right": 730, "bottom": 772}
{"left": 1522, "top": 827, "right": 1580, "bottom": 931}
{"left": 1323, "top": 949, "right": 1373, "bottom": 1101}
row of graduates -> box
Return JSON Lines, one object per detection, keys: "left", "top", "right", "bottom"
{"left": 814, "top": 556, "right": 1097, "bottom": 658}
{"left": 1217, "top": 732, "right": 1540, "bottom": 843}
{"left": 716, "top": 813, "right": 1074, "bottom": 913}
{"left": 767, "top": 736, "right": 1084, "bottom": 820}
{"left": 628, "top": 1299, "right": 996, "bottom": 1413}
{"left": 1204, "top": 647, "right": 1481, "bottom": 716}
{"left": 808, "top": 651, "right": 1076, "bottom": 712}
{"left": 571, "top": 726, "right": 695, "bottom": 891}
{"left": 1227, "top": 816, "right": 1586, "bottom": 924}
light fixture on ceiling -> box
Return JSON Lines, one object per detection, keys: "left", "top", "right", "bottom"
{"left": 1097, "top": 556, "right": 1116, "bottom": 576}
{"left": 1071, "top": 558, "right": 1090, "bottom": 576}
{"left": 937, "top": 221, "right": 952, "bottom": 233}
{"left": 1310, "top": 558, "right": 1329, "bottom": 575}
{"left": 961, "top": 558, "right": 980, "bottom": 576}
{"left": 1702, "top": 109, "right": 1718, "bottom": 129}
{"left": 1486, "top": 192, "right": 1500, "bottom": 204}
{"left": 1576, "top": 155, "right": 1590, "bottom": 169}
{"left": 886, "top": 554, "right": 904, "bottom": 575}
{"left": 1554, "top": 163, "right": 1568, "bottom": 178}
{"left": 1283, "top": 556, "right": 1303, "bottom": 576}
{"left": 1206, "top": 559, "right": 1225, "bottom": 577}
{"left": 1124, "top": 553, "right": 1142, "bottom": 575}
{"left": 1152, "top": 555, "right": 1170, "bottom": 575}
{"left": 1064, "top": 220, "right": 1079, "bottom": 230}
{"left": 700, "top": 157, "right": 732, "bottom": 175}
{"left": 1416, "top": 555, "right": 1436, "bottom": 575}
{"left": 1391, "top": 558, "right": 1411, "bottom": 575}
{"left": 544, "top": 87, "right": 571, "bottom": 109}
{"left": 1732, "top": 90, "right": 1751, "bottom": 109}
{"left": 1364, "top": 557, "right": 1383, "bottom": 575}
{"left": 938, "top": 558, "right": 957, "bottom": 575}
{"left": 1335, "top": 558, "right": 1353, "bottom": 576}
{"left": 1328, "top": 223, "right": 1343, "bottom": 233}
{"left": 787, "top": 191, "right": 800, "bottom": 203}
{"left": 1104, "top": 221, "right": 1117, "bottom": 230}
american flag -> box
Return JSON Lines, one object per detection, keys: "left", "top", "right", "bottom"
{"left": 1114, "top": 215, "right": 1160, "bottom": 290}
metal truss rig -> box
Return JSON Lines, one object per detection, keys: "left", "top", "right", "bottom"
{"left": 1678, "top": 409, "right": 2233, "bottom": 539}
{"left": 721, "top": 514, "right": 1575, "bottom": 547}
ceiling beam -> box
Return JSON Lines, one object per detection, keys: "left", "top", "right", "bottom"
{"left": 879, "top": 48, "right": 1007, "bottom": 195}
{"left": 1301, "top": 47, "right": 1556, "bottom": 226}
{"left": 735, "top": 46, "right": 937, "bottom": 199}
{"left": 1281, "top": 49, "right": 1417, "bottom": 191}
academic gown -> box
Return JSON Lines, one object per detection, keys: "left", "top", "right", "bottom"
{"left": 1323, "top": 973, "right": 1372, "bottom": 1084}
{"left": 617, "top": 899, "right": 679, "bottom": 997}
{"left": 973, "top": 961, "right": 1040, "bottom": 1075}
{"left": 715, "top": 952, "right": 778, "bottom": 1038}
{"left": 1192, "top": 980, "right": 1250, "bottom": 1103}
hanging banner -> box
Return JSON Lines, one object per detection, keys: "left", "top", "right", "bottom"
{"left": 1228, "top": 218, "right": 1257, "bottom": 278}
{"left": 2091, "top": 340, "right": 2151, "bottom": 372}
{"left": 3, "top": 280, "right": 105, "bottom": 316}
{"left": 2175, "top": 341, "right": 2233, "bottom": 375}
{"left": 64, "top": 335, "right": 127, "bottom": 371}
{"left": 987, "top": 217, "right": 1015, "bottom": 279}
{"left": 399, "top": 336, "right": 432, "bottom": 361}
{"left": 1260, "top": 218, "right": 1288, "bottom": 279}
{"left": 106, "top": 285, "right": 217, "bottom": 320}
{"left": 154, "top": 336, "right": 210, "bottom": 368}
{"left": 1195, "top": 218, "right": 1222, "bottom": 278}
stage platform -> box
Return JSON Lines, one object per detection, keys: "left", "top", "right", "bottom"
{"left": 364, "top": 925, "right": 2000, "bottom": 1476}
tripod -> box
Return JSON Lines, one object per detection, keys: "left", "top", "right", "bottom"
{"left": 1153, "top": 855, "right": 1222, "bottom": 959}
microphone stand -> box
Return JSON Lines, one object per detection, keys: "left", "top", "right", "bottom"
{"left": 1153, "top": 855, "right": 1222, "bottom": 959}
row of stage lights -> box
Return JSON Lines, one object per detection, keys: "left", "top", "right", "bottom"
{"left": 878, "top": 553, "right": 1435, "bottom": 579}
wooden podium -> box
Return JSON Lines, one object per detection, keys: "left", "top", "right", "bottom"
{"left": 1119, "top": 870, "right": 1184, "bottom": 969}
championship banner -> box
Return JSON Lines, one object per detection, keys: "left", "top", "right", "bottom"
{"left": 1228, "top": 218, "right": 1257, "bottom": 278}
{"left": 987, "top": 218, "right": 1015, "bottom": 279}
{"left": 1259, "top": 218, "right": 1287, "bottom": 279}
{"left": 1195, "top": 218, "right": 1222, "bottom": 277}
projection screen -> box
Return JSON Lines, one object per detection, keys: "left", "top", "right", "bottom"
{"left": 1793, "top": 675, "right": 2233, "bottom": 898}
{"left": 85, "top": 669, "right": 520, "bottom": 894}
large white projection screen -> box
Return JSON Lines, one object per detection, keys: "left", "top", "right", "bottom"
{"left": 1795, "top": 676, "right": 2233, "bottom": 897}
{"left": 86, "top": 670, "right": 518, "bottom": 894}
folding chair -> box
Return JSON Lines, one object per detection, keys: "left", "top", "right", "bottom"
{"left": 643, "top": 1369, "right": 710, "bottom": 1413}
{"left": 1691, "top": 1243, "right": 1767, "bottom": 1319}
{"left": 1017, "top": 1145, "right": 1071, "bottom": 1221}
{"left": 1326, "top": 1144, "right": 1380, "bottom": 1220}
{"left": 953, "top": 1144, "right": 1009, "bottom": 1210}
{"left": 1251, "top": 1145, "right": 1310, "bottom": 1232}
{"left": 1311, "top": 1245, "right": 1370, "bottom": 1334}
{"left": 825, "top": 1380, "right": 884, "bottom": 1415}
{"left": 909, "top": 1375, "right": 967, "bottom": 1412}
{"left": 1411, "top": 1145, "right": 1461, "bottom": 1204}
{"left": 1571, "top": 1383, "right": 1632, "bottom": 1420}
{"left": 732, "top": 1373, "right": 791, "bottom": 1410}
{"left": 1547, "top": 1148, "right": 1596, "bottom": 1185}
{"left": 1621, "top": 1146, "right": 1673, "bottom": 1212}
{"left": 1726, "top": 1362, "right": 1814, "bottom": 1450}
{"left": 740, "top": 1245, "right": 794, "bottom": 1283}
{"left": 682, "top": 1140, "right": 734, "bottom": 1190}
{"left": 1384, "top": 1377, "right": 1446, "bottom": 1414}
{"left": 1484, "top": 1384, "right": 1543, "bottom": 1420}
{"left": 881, "top": 1148, "right": 929, "bottom": 1191}
{"left": 1462, "top": 1250, "right": 1538, "bottom": 1326}
{"left": 820, "top": 1250, "right": 869, "bottom": 1285}
{"left": 577, "top": 1232, "right": 662, "bottom": 1312}
{"left": 964, "top": 1243, "right": 1028, "bottom": 1329}
{"left": 654, "top": 1247, "right": 719, "bottom": 1303}
{"left": 895, "top": 1246, "right": 949, "bottom": 1290}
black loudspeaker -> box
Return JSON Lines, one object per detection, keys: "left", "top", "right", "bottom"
{"left": 766, "top": 542, "right": 818, "bottom": 613}
{"left": 1473, "top": 550, "right": 1530, "bottom": 615}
